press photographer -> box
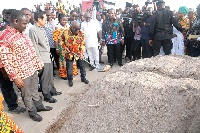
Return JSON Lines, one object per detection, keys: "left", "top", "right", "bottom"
{"left": 121, "top": 2, "right": 134, "bottom": 62}
{"left": 140, "top": 7, "right": 154, "bottom": 58}
{"left": 186, "top": 4, "right": 200, "bottom": 57}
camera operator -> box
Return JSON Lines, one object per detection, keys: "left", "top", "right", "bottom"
{"left": 121, "top": 2, "right": 134, "bottom": 62}
{"left": 149, "top": 0, "right": 183, "bottom": 56}
{"left": 186, "top": 4, "right": 200, "bottom": 57}
{"left": 141, "top": 7, "right": 154, "bottom": 58}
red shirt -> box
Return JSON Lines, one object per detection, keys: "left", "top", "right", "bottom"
{"left": 0, "top": 26, "right": 44, "bottom": 80}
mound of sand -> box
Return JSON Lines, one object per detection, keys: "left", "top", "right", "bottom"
{"left": 47, "top": 55, "right": 200, "bottom": 133}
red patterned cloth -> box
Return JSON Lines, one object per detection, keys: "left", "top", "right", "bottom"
{"left": 61, "top": 28, "right": 86, "bottom": 60}
{"left": 0, "top": 26, "right": 44, "bottom": 80}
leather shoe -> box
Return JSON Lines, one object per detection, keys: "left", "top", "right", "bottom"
{"left": 9, "top": 106, "right": 26, "bottom": 114}
{"left": 99, "top": 60, "right": 104, "bottom": 64}
{"left": 61, "top": 77, "right": 68, "bottom": 80}
{"left": 118, "top": 64, "right": 123, "bottom": 67}
{"left": 51, "top": 91, "right": 62, "bottom": 96}
{"left": 30, "top": 114, "right": 43, "bottom": 122}
{"left": 44, "top": 98, "right": 57, "bottom": 103}
{"left": 69, "top": 81, "right": 73, "bottom": 87}
{"left": 110, "top": 63, "right": 114, "bottom": 68}
{"left": 81, "top": 79, "right": 89, "bottom": 84}
{"left": 89, "top": 66, "right": 95, "bottom": 71}
{"left": 37, "top": 106, "right": 53, "bottom": 112}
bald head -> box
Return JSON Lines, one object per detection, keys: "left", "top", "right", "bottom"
{"left": 71, "top": 21, "right": 81, "bottom": 35}
{"left": 71, "top": 21, "right": 80, "bottom": 28}
{"left": 84, "top": 12, "right": 91, "bottom": 22}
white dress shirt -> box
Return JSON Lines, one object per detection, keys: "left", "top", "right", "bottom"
{"left": 81, "top": 20, "right": 101, "bottom": 48}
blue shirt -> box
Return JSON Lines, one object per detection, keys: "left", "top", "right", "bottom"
{"left": 44, "top": 26, "right": 55, "bottom": 48}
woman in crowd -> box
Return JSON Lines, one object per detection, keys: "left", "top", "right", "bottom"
{"left": 177, "top": 6, "right": 190, "bottom": 55}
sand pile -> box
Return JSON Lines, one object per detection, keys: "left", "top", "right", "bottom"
{"left": 47, "top": 55, "right": 200, "bottom": 133}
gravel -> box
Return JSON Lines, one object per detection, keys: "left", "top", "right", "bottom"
{"left": 46, "top": 55, "right": 200, "bottom": 133}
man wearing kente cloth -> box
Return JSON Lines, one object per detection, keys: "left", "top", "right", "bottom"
{"left": 62, "top": 21, "right": 89, "bottom": 87}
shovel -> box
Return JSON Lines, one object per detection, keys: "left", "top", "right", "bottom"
{"left": 70, "top": 51, "right": 111, "bottom": 72}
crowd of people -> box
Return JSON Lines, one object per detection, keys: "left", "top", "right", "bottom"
{"left": 0, "top": 0, "right": 199, "bottom": 131}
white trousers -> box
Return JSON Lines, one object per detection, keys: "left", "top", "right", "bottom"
{"left": 87, "top": 47, "right": 99, "bottom": 67}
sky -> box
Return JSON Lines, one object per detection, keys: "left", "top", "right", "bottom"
{"left": 0, "top": 0, "right": 199, "bottom": 13}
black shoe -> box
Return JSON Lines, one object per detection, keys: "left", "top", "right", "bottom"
{"left": 61, "top": 77, "right": 68, "bottom": 80}
{"left": 110, "top": 63, "right": 114, "bottom": 68}
{"left": 99, "top": 60, "right": 104, "bottom": 64}
{"left": 53, "top": 72, "right": 56, "bottom": 77}
{"left": 30, "top": 114, "right": 43, "bottom": 122}
{"left": 118, "top": 64, "right": 123, "bottom": 67}
{"left": 89, "top": 66, "right": 95, "bottom": 71}
{"left": 81, "top": 79, "right": 89, "bottom": 84}
{"left": 37, "top": 106, "right": 53, "bottom": 112}
{"left": 9, "top": 106, "right": 26, "bottom": 114}
{"left": 51, "top": 91, "right": 62, "bottom": 96}
{"left": 69, "top": 81, "right": 73, "bottom": 87}
{"left": 44, "top": 98, "right": 57, "bottom": 103}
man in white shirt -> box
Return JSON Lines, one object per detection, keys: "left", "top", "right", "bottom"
{"left": 81, "top": 12, "right": 102, "bottom": 71}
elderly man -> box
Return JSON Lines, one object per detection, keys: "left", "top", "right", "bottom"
{"left": 0, "top": 10, "right": 52, "bottom": 122}
{"left": 62, "top": 21, "right": 89, "bottom": 87}
{"left": 29, "top": 11, "right": 61, "bottom": 104}
{"left": 81, "top": 12, "right": 102, "bottom": 71}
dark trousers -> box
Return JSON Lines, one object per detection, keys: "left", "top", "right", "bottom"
{"left": 107, "top": 43, "right": 122, "bottom": 65}
{"left": 66, "top": 59, "right": 86, "bottom": 81}
{"left": 50, "top": 48, "right": 59, "bottom": 70}
{"left": 153, "top": 39, "right": 172, "bottom": 56}
{"left": 0, "top": 72, "right": 18, "bottom": 110}
{"left": 131, "top": 39, "right": 141, "bottom": 61}
{"left": 99, "top": 45, "right": 104, "bottom": 61}
{"left": 124, "top": 37, "right": 133, "bottom": 60}
{"left": 38, "top": 63, "right": 57, "bottom": 99}
{"left": 190, "top": 45, "right": 200, "bottom": 57}
{"left": 141, "top": 39, "right": 153, "bottom": 58}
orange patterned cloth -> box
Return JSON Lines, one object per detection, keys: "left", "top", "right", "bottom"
{"left": 53, "top": 27, "right": 78, "bottom": 78}
{"left": 61, "top": 28, "right": 85, "bottom": 60}
{"left": 0, "top": 94, "right": 23, "bottom": 133}
{"left": 179, "top": 17, "right": 190, "bottom": 38}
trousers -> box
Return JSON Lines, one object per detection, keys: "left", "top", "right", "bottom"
{"left": 87, "top": 47, "right": 99, "bottom": 67}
